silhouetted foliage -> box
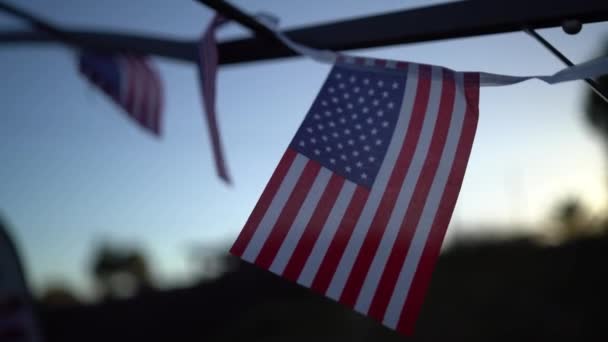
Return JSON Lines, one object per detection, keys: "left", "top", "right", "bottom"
{"left": 90, "top": 243, "right": 155, "bottom": 300}
{"left": 585, "top": 43, "right": 608, "bottom": 145}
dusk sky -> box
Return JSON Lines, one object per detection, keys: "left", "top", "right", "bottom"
{"left": 1, "top": 0, "right": 607, "bottom": 298}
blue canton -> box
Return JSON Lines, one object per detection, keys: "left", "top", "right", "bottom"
{"left": 291, "top": 63, "right": 407, "bottom": 188}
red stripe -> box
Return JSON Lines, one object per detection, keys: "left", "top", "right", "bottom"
{"left": 135, "top": 59, "right": 151, "bottom": 129}
{"left": 397, "top": 73, "right": 479, "bottom": 335}
{"left": 338, "top": 65, "right": 432, "bottom": 307}
{"left": 141, "top": 59, "right": 163, "bottom": 135}
{"left": 151, "top": 63, "right": 163, "bottom": 135}
{"left": 310, "top": 186, "right": 369, "bottom": 293}
{"left": 368, "top": 69, "right": 456, "bottom": 320}
{"left": 230, "top": 149, "right": 297, "bottom": 256}
{"left": 254, "top": 160, "right": 322, "bottom": 269}
{"left": 125, "top": 58, "right": 137, "bottom": 117}
{"left": 199, "top": 30, "right": 231, "bottom": 182}
{"left": 282, "top": 174, "right": 346, "bottom": 281}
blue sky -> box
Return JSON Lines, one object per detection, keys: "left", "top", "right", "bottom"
{"left": 1, "top": 0, "right": 607, "bottom": 297}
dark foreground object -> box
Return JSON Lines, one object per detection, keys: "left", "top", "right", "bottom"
{"left": 40, "top": 235, "right": 608, "bottom": 341}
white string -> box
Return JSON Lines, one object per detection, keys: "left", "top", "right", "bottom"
{"left": 254, "top": 12, "right": 608, "bottom": 87}
{"left": 255, "top": 13, "right": 338, "bottom": 64}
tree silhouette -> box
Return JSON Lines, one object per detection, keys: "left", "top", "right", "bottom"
{"left": 585, "top": 43, "right": 608, "bottom": 146}
{"left": 90, "top": 243, "right": 155, "bottom": 300}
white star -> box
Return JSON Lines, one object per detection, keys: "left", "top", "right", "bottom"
{"left": 347, "top": 103, "right": 354, "bottom": 109}
{"left": 326, "top": 146, "right": 332, "bottom": 152}
{"left": 339, "top": 117, "right": 346, "bottom": 124}
{"left": 355, "top": 124, "right": 362, "bottom": 130}
{"left": 330, "top": 158, "right": 336, "bottom": 164}
{"left": 344, "top": 128, "right": 351, "bottom": 135}
{"left": 310, "top": 137, "right": 317, "bottom": 143}
{"left": 361, "top": 173, "right": 368, "bottom": 179}
{"left": 377, "top": 110, "right": 384, "bottom": 117}
{"left": 352, "top": 150, "right": 359, "bottom": 156}
{"left": 314, "top": 149, "right": 320, "bottom": 155}
{"left": 351, "top": 113, "right": 358, "bottom": 120}
{"left": 336, "top": 107, "right": 343, "bottom": 113}
{"left": 363, "top": 78, "right": 370, "bottom": 85}
{"left": 328, "top": 87, "right": 335, "bottom": 93}
{"left": 345, "top": 166, "right": 352, "bottom": 172}
{"left": 341, "top": 154, "right": 348, "bottom": 160}
{"left": 387, "top": 102, "right": 394, "bottom": 109}
{"left": 358, "top": 97, "right": 365, "bottom": 104}
{"left": 339, "top": 83, "right": 345, "bottom": 89}
{"left": 356, "top": 161, "right": 363, "bottom": 168}
{"left": 337, "top": 143, "right": 344, "bottom": 149}
{"left": 332, "top": 132, "right": 339, "bottom": 138}
{"left": 321, "top": 135, "right": 328, "bottom": 141}
{"left": 359, "top": 134, "right": 366, "bottom": 141}
{"left": 329, "top": 121, "right": 336, "bottom": 127}
{"left": 362, "top": 107, "right": 369, "bottom": 113}
{"left": 377, "top": 80, "right": 384, "bottom": 87}
{"left": 383, "top": 91, "right": 390, "bottom": 98}
{"left": 299, "top": 140, "right": 306, "bottom": 147}
{"left": 348, "top": 139, "right": 354, "bottom": 145}
{"left": 392, "top": 82, "right": 399, "bottom": 89}
{"left": 369, "top": 156, "right": 375, "bottom": 162}
{"left": 368, "top": 89, "right": 375, "bottom": 96}
{"left": 335, "top": 73, "right": 342, "bottom": 79}
{"left": 343, "top": 93, "right": 350, "bottom": 99}
{"left": 363, "top": 145, "right": 370, "bottom": 151}
{"left": 376, "top": 139, "right": 382, "bottom": 145}
{"left": 314, "top": 114, "right": 321, "bottom": 120}
{"left": 367, "top": 118, "right": 373, "bottom": 124}
{"left": 306, "top": 127, "right": 314, "bottom": 133}
{"left": 382, "top": 121, "right": 389, "bottom": 127}
{"left": 349, "top": 76, "right": 357, "bottom": 83}
{"left": 371, "top": 128, "right": 378, "bottom": 135}
{"left": 317, "top": 124, "right": 324, "bottom": 130}
{"left": 325, "top": 111, "right": 332, "bottom": 117}
{"left": 354, "top": 87, "right": 360, "bottom": 93}
{"left": 332, "top": 97, "right": 338, "bottom": 103}
{"left": 322, "top": 100, "right": 328, "bottom": 106}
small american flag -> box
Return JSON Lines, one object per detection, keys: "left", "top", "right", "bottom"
{"left": 79, "top": 52, "right": 163, "bottom": 136}
{"left": 231, "top": 56, "right": 479, "bottom": 335}
{"left": 197, "top": 15, "right": 231, "bottom": 183}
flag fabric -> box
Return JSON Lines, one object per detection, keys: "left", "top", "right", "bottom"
{"left": 231, "top": 55, "right": 480, "bottom": 335}
{"left": 79, "top": 52, "right": 163, "bottom": 136}
{"left": 197, "top": 15, "right": 231, "bottom": 183}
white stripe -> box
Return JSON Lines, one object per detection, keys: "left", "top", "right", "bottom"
{"left": 297, "top": 180, "right": 357, "bottom": 287}
{"left": 242, "top": 154, "right": 308, "bottom": 262}
{"left": 354, "top": 66, "right": 445, "bottom": 313}
{"left": 383, "top": 72, "right": 467, "bottom": 329}
{"left": 325, "top": 64, "right": 420, "bottom": 300}
{"left": 269, "top": 167, "right": 333, "bottom": 274}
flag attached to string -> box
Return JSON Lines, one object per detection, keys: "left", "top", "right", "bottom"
{"left": 197, "top": 14, "right": 231, "bottom": 183}
{"left": 79, "top": 52, "right": 163, "bottom": 136}
{"left": 231, "top": 55, "right": 479, "bottom": 335}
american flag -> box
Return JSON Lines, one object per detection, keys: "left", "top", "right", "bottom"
{"left": 79, "top": 52, "right": 163, "bottom": 136}
{"left": 197, "top": 15, "right": 231, "bottom": 183}
{"left": 231, "top": 55, "right": 480, "bottom": 335}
